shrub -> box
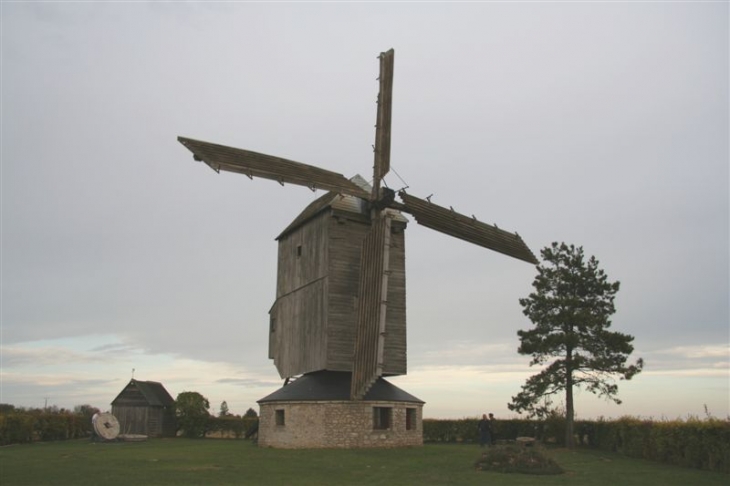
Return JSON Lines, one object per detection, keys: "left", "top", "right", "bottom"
{"left": 0, "top": 412, "right": 35, "bottom": 445}
{"left": 175, "top": 392, "right": 211, "bottom": 438}
{"left": 475, "top": 444, "right": 564, "bottom": 475}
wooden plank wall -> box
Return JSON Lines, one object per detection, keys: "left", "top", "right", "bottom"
{"left": 270, "top": 206, "right": 407, "bottom": 379}
{"left": 270, "top": 212, "right": 329, "bottom": 378}
{"left": 326, "top": 211, "right": 371, "bottom": 371}
{"left": 112, "top": 405, "right": 149, "bottom": 435}
{"left": 328, "top": 212, "right": 407, "bottom": 375}
{"left": 382, "top": 221, "right": 407, "bottom": 375}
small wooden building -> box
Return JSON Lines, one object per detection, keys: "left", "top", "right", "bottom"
{"left": 111, "top": 379, "right": 176, "bottom": 438}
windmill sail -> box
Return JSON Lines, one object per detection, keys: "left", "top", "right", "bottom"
{"left": 351, "top": 214, "right": 392, "bottom": 400}
{"left": 399, "top": 192, "right": 539, "bottom": 265}
{"left": 372, "top": 49, "right": 394, "bottom": 189}
{"left": 351, "top": 48, "right": 397, "bottom": 399}
{"left": 178, "top": 137, "right": 369, "bottom": 199}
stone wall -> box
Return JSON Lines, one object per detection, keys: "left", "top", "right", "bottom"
{"left": 258, "top": 400, "right": 423, "bottom": 449}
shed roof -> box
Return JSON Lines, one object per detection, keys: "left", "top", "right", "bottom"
{"left": 257, "top": 371, "right": 424, "bottom": 404}
{"left": 111, "top": 379, "right": 175, "bottom": 407}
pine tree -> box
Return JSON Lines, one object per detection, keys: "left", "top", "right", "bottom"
{"left": 509, "top": 242, "right": 643, "bottom": 447}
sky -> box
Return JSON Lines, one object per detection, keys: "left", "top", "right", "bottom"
{"left": 1, "top": 1, "right": 728, "bottom": 421}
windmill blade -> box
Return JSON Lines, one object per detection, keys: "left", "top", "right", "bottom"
{"left": 178, "top": 136, "right": 370, "bottom": 199}
{"left": 351, "top": 214, "right": 392, "bottom": 400}
{"left": 372, "top": 49, "right": 394, "bottom": 194}
{"left": 398, "top": 192, "right": 539, "bottom": 265}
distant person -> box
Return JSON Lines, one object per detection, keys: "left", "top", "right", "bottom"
{"left": 477, "top": 414, "right": 491, "bottom": 447}
{"left": 488, "top": 413, "right": 496, "bottom": 445}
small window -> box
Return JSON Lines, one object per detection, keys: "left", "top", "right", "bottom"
{"left": 406, "top": 408, "right": 417, "bottom": 431}
{"left": 270, "top": 317, "right": 276, "bottom": 333}
{"left": 373, "top": 407, "right": 391, "bottom": 430}
{"left": 275, "top": 409, "right": 285, "bottom": 426}
{"left": 296, "top": 245, "right": 302, "bottom": 257}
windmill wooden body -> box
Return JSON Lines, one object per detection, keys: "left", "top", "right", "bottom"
{"left": 268, "top": 176, "right": 409, "bottom": 381}
{"left": 178, "top": 49, "right": 537, "bottom": 448}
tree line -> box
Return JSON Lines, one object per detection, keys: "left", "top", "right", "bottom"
{"left": 173, "top": 392, "right": 258, "bottom": 439}
{"left": 0, "top": 396, "right": 259, "bottom": 444}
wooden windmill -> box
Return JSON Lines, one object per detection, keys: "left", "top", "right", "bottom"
{"left": 178, "top": 49, "right": 537, "bottom": 402}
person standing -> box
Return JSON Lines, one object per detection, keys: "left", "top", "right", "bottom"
{"left": 488, "top": 413, "right": 496, "bottom": 445}
{"left": 477, "top": 414, "right": 491, "bottom": 447}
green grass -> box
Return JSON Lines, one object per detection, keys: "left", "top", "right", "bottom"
{"left": 0, "top": 439, "right": 727, "bottom": 485}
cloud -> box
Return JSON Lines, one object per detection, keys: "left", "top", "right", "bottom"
{"left": 655, "top": 345, "right": 730, "bottom": 360}
{"left": 1, "top": 346, "right": 106, "bottom": 367}
{"left": 0, "top": 372, "right": 113, "bottom": 388}
{"left": 215, "top": 377, "right": 281, "bottom": 388}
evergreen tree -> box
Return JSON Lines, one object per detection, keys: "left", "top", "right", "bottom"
{"left": 509, "top": 242, "right": 643, "bottom": 447}
{"left": 219, "top": 401, "right": 230, "bottom": 417}
{"left": 243, "top": 408, "right": 258, "bottom": 418}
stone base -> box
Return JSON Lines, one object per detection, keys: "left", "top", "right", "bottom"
{"left": 258, "top": 400, "right": 423, "bottom": 449}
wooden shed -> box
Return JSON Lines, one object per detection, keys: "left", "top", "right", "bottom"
{"left": 111, "top": 379, "right": 176, "bottom": 438}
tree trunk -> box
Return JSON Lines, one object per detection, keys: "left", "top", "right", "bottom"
{"left": 565, "top": 361, "right": 575, "bottom": 448}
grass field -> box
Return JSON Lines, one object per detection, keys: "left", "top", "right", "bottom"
{"left": 1, "top": 439, "right": 727, "bottom": 485}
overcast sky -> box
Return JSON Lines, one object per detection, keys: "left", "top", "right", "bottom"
{"left": 2, "top": 2, "right": 728, "bottom": 420}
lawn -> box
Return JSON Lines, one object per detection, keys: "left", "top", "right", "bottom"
{"left": 0, "top": 439, "right": 727, "bottom": 486}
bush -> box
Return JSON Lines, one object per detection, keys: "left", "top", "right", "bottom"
{"left": 475, "top": 444, "right": 564, "bottom": 475}
{"left": 175, "top": 392, "right": 211, "bottom": 438}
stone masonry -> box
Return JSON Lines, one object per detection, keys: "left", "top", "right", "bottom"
{"left": 258, "top": 400, "right": 423, "bottom": 449}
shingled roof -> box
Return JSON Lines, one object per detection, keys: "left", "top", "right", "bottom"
{"left": 111, "top": 379, "right": 175, "bottom": 407}
{"left": 257, "top": 371, "right": 424, "bottom": 404}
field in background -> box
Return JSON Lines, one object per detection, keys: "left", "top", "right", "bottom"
{"left": 1, "top": 439, "right": 728, "bottom": 486}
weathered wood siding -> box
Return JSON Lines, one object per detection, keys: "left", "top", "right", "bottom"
{"left": 327, "top": 210, "right": 407, "bottom": 376}
{"left": 111, "top": 404, "right": 175, "bottom": 438}
{"left": 382, "top": 221, "right": 407, "bottom": 375}
{"left": 270, "top": 206, "right": 407, "bottom": 379}
{"left": 270, "top": 211, "right": 329, "bottom": 378}
{"left": 326, "top": 210, "right": 370, "bottom": 371}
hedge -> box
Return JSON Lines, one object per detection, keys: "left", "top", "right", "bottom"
{"left": 0, "top": 410, "right": 92, "bottom": 445}
{"left": 205, "top": 415, "right": 259, "bottom": 439}
{"left": 423, "top": 417, "right": 730, "bottom": 473}
{"left": 588, "top": 417, "right": 730, "bottom": 473}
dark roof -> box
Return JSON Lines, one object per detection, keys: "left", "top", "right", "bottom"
{"left": 275, "top": 175, "right": 407, "bottom": 241}
{"left": 276, "top": 191, "right": 338, "bottom": 240}
{"left": 111, "top": 379, "right": 175, "bottom": 407}
{"left": 257, "top": 371, "right": 424, "bottom": 404}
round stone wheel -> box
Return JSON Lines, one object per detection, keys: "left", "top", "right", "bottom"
{"left": 94, "top": 412, "right": 120, "bottom": 440}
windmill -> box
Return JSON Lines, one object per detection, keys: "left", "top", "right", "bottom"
{"left": 178, "top": 49, "right": 537, "bottom": 445}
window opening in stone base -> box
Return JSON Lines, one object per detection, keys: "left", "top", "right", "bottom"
{"left": 373, "top": 407, "right": 392, "bottom": 430}
{"left": 406, "top": 408, "right": 417, "bottom": 430}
